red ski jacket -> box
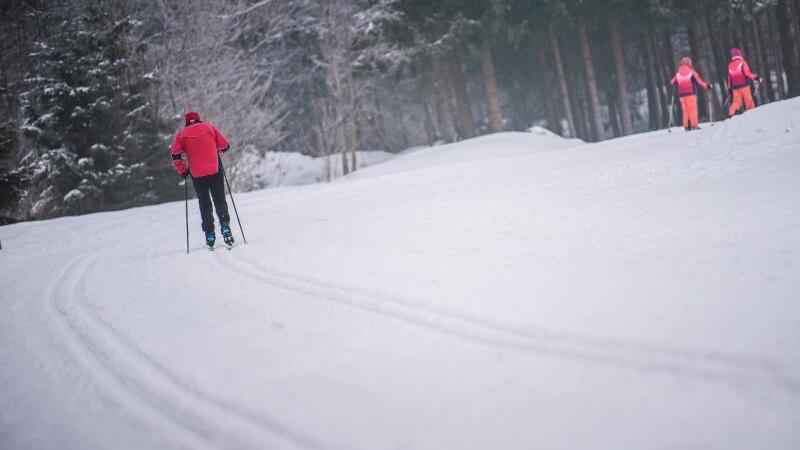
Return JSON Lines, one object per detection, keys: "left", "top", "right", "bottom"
{"left": 671, "top": 65, "right": 709, "bottom": 97}
{"left": 728, "top": 56, "right": 757, "bottom": 90}
{"left": 172, "top": 122, "right": 229, "bottom": 178}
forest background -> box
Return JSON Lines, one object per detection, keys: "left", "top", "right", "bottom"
{"left": 1, "top": 0, "right": 799, "bottom": 221}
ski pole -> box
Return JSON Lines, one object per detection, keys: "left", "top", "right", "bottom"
{"left": 220, "top": 156, "right": 247, "bottom": 244}
{"left": 724, "top": 81, "right": 731, "bottom": 108}
{"left": 708, "top": 86, "right": 715, "bottom": 125}
{"left": 184, "top": 176, "right": 190, "bottom": 254}
{"left": 666, "top": 87, "right": 677, "bottom": 132}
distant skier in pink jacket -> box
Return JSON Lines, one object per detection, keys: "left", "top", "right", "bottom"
{"left": 727, "top": 48, "right": 761, "bottom": 117}
{"left": 670, "top": 57, "right": 712, "bottom": 131}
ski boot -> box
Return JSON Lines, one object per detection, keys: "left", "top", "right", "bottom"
{"left": 221, "top": 222, "right": 235, "bottom": 249}
{"left": 205, "top": 231, "right": 216, "bottom": 250}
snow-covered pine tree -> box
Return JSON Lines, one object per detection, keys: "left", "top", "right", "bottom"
{"left": 0, "top": 71, "right": 24, "bottom": 223}
{"left": 17, "top": 1, "right": 172, "bottom": 219}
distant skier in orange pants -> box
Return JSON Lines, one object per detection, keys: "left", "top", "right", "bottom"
{"left": 727, "top": 48, "right": 762, "bottom": 117}
{"left": 670, "top": 57, "right": 712, "bottom": 131}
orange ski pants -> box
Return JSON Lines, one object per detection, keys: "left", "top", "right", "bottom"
{"left": 679, "top": 95, "right": 699, "bottom": 129}
{"left": 729, "top": 87, "right": 755, "bottom": 117}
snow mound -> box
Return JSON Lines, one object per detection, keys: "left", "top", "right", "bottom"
{"left": 352, "top": 130, "right": 583, "bottom": 179}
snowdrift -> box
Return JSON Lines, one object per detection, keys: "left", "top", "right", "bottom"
{"left": 2, "top": 99, "right": 799, "bottom": 450}
{"left": 352, "top": 127, "right": 583, "bottom": 179}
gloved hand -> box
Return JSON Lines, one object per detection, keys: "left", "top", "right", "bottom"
{"left": 180, "top": 170, "right": 189, "bottom": 179}
{"left": 220, "top": 143, "right": 230, "bottom": 153}
{"left": 707, "top": 83, "right": 714, "bottom": 90}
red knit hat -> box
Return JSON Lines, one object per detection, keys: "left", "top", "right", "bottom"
{"left": 185, "top": 111, "right": 201, "bottom": 126}
{"left": 730, "top": 48, "right": 742, "bottom": 58}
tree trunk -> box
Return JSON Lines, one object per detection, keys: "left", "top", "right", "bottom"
{"left": 346, "top": 52, "right": 358, "bottom": 171}
{"left": 706, "top": 15, "right": 729, "bottom": 107}
{"left": 577, "top": 19, "right": 604, "bottom": 141}
{"left": 660, "top": 28, "right": 677, "bottom": 121}
{"left": 312, "top": 103, "right": 332, "bottom": 182}
{"left": 325, "top": 35, "right": 349, "bottom": 176}
{"left": 687, "top": 22, "right": 706, "bottom": 121}
{"left": 562, "top": 41, "right": 589, "bottom": 140}
{"left": 738, "top": 12, "right": 762, "bottom": 100}
{"left": 750, "top": 12, "right": 770, "bottom": 104}
{"left": 508, "top": 77, "right": 527, "bottom": 131}
{"left": 535, "top": 42, "right": 560, "bottom": 134}
{"left": 777, "top": 0, "right": 800, "bottom": 97}
{"left": 689, "top": 19, "right": 719, "bottom": 121}
{"left": 429, "top": 49, "right": 458, "bottom": 142}
{"left": 479, "top": 41, "right": 504, "bottom": 133}
{"left": 422, "top": 101, "right": 437, "bottom": 145}
{"left": 512, "top": 57, "right": 535, "bottom": 130}
{"left": 723, "top": 17, "right": 739, "bottom": 93}
{"left": 605, "top": 82, "right": 622, "bottom": 137}
{"left": 768, "top": 7, "right": 787, "bottom": 99}
{"left": 794, "top": 0, "right": 800, "bottom": 32}
{"left": 448, "top": 46, "right": 475, "bottom": 139}
{"left": 364, "top": 93, "right": 391, "bottom": 152}
{"left": 732, "top": 14, "right": 746, "bottom": 53}
{"left": 650, "top": 28, "right": 671, "bottom": 126}
{"left": 641, "top": 30, "right": 663, "bottom": 130}
{"left": 548, "top": 29, "right": 575, "bottom": 137}
{"left": 792, "top": 0, "right": 800, "bottom": 60}
{"left": 609, "top": 18, "right": 633, "bottom": 135}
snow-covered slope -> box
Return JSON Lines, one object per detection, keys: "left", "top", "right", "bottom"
{"left": 2, "top": 100, "right": 800, "bottom": 450}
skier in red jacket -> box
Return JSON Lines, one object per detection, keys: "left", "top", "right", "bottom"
{"left": 172, "top": 112, "right": 234, "bottom": 249}
{"left": 727, "top": 48, "right": 761, "bottom": 118}
{"left": 670, "top": 57, "right": 712, "bottom": 131}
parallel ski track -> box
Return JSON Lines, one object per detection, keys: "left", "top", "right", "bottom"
{"left": 216, "top": 251, "right": 800, "bottom": 396}
{"left": 45, "top": 250, "right": 329, "bottom": 450}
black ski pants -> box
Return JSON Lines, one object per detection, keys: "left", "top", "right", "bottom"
{"left": 192, "top": 159, "right": 230, "bottom": 233}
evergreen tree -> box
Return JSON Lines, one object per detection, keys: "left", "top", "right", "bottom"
{"left": 0, "top": 71, "right": 24, "bottom": 222}
{"left": 17, "top": 1, "right": 173, "bottom": 219}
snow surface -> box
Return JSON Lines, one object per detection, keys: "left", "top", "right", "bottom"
{"left": 2, "top": 99, "right": 800, "bottom": 450}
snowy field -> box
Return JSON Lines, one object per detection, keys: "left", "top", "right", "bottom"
{"left": 2, "top": 99, "right": 800, "bottom": 450}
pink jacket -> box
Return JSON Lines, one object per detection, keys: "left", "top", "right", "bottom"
{"left": 171, "top": 122, "right": 229, "bottom": 178}
{"left": 728, "top": 57, "right": 757, "bottom": 90}
{"left": 671, "top": 65, "right": 710, "bottom": 97}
